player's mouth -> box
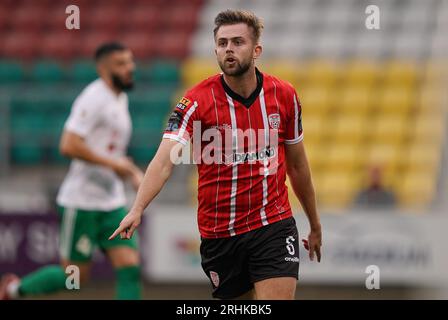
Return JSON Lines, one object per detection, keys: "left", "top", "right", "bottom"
{"left": 225, "top": 57, "right": 237, "bottom": 64}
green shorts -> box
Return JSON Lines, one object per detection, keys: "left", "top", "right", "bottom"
{"left": 57, "top": 206, "right": 139, "bottom": 262}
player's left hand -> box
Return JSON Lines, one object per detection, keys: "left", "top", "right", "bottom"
{"left": 305, "top": 226, "right": 322, "bottom": 262}
{"left": 109, "top": 210, "right": 142, "bottom": 240}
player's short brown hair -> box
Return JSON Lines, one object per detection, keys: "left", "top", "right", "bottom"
{"left": 213, "top": 9, "right": 264, "bottom": 43}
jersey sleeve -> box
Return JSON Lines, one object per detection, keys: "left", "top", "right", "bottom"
{"left": 284, "top": 89, "right": 304, "bottom": 145}
{"left": 163, "top": 94, "right": 198, "bottom": 145}
{"left": 64, "top": 91, "right": 102, "bottom": 138}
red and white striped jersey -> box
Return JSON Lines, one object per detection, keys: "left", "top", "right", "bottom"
{"left": 163, "top": 68, "right": 303, "bottom": 239}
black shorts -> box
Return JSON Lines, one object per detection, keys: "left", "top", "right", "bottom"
{"left": 200, "top": 216, "right": 300, "bottom": 299}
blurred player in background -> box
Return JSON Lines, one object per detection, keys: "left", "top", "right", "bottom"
{"left": 110, "top": 10, "right": 322, "bottom": 300}
{"left": 0, "top": 42, "right": 144, "bottom": 300}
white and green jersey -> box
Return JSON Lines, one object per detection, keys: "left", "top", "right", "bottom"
{"left": 56, "top": 78, "right": 132, "bottom": 211}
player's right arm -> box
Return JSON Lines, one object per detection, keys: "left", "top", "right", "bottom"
{"left": 108, "top": 138, "right": 182, "bottom": 240}
{"left": 60, "top": 88, "right": 141, "bottom": 180}
{"left": 60, "top": 131, "right": 138, "bottom": 178}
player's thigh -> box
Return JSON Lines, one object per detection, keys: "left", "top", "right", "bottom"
{"left": 58, "top": 206, "right": 98, "bottom": 264}
{"left": 254, "top": 277, "right": 296, "bottom": 300}
{"left": 248, "top": 217, "right": 300, "bottom": 299}
{"left": 98, "top": 207, "right": 140, "bottom": 267}
{"left": 200, "top": 236, "right": 253, "bottom": 300}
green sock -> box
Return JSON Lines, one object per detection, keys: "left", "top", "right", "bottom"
{"left": 18, "top": 265, "right": 68, "bottom": 297}
{"left": 115, "top": 266, "right": 141, "bottom": 300}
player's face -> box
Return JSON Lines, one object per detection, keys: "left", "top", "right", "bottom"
{"left": 106, "top": 49, "right": 135, "bottom": 91}
{"left": 215, "top": 23, "right": 261, "bottom": 77}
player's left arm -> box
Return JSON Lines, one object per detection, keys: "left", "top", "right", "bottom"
{"left": 285, "top": 140, "right": 322, "bottom": 263}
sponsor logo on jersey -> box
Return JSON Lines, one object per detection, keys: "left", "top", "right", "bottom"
{"left": 230, "top": 146, "right": 276, "bottom": 164}
{"left": 176, "top": 97, "right": 192, "bottom": 110}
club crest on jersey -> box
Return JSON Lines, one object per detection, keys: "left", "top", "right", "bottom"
{"left": 176, "top": 97, "right": 192, "bottom": 110}
{"left": 268, "top": 113, "right": 280, "bottom": 129}
{"left": 210, "top": 271, "right": 220, "bottom": 287}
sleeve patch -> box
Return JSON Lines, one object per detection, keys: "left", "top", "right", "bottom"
{"left": 176, "top": 97, "right": 192, "bottom": 110}
{"left": 165, "top": 110, "right": 184, "bottom": 132}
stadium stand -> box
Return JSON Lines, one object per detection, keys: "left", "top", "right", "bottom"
{"left": 0, "top": 0, "right": 446, "bottom": 211}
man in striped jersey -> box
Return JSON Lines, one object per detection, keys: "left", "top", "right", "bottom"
{"left": 110, "top": 10, "right": 322, "bottom": 300}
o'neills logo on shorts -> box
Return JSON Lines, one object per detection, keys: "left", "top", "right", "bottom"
{"left": 210, "top": 271, "right": 220, "bottom": 287}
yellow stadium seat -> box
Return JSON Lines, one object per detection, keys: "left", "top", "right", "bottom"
{"left": 405, "top": 143, "right": 442, "bottom": 174}
{"left": 259, "top": 61, "right": 302, "bottom": 85}
{"left": 377, "top": 86, "right": 414, "bottom": 115}
{"left": 333, "top": 115, "right": 368, "bottom": 144}
{"left": 371, "top": 116, "right": 408, "bottom": 144}
{"left": 398, "top": 171, "right": 437, "bottom": 208}
{"left": 324, "top": 144, "right": 364, "bottom": 171}
{"left": 383, "top": 61, "right": 420, "bottom": 87}
{"left": 413, "top": 115, "right": 446, "bottom": 144}
{"left": 345, "top": 60, "right": 380, "bottom": 87}
{"left": 336, "top": 86, "right": 373, "bottom": 115}
{"left": 317, "top": 172, "right": 361, "bottom": 208}
{"left": 181, "top": 59, "right": 220, "bottom": 88}
{"left": 304, "top": 144, "right": 327, "bottom": 171}
{"left": 422, "top": 61, "right": 448, "bottom": 85}
{"left": 299, "top": 85, "right": 334, "bottom": 116}
{"left": 417, "top": 84, "right": 447, "bottom": 115}
{"left": 304, "top": 61, "right": 341, "bottom": 86}
{"left": 301, "top": 115, "right": 324, "bottom": 144}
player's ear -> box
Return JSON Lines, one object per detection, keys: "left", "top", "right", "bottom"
{"left": 254, "top": 44, "right": 262, "bottom": 60}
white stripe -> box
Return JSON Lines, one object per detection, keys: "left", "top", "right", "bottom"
{"left": 162, "top": 133, "right": 188, "bottom": 145}
{"left": 259, "top": 88, "right": 269, "bottom": 226}
{"left": 285, "top": 134, "right": 304, "bottom": 144}
{"left": 293, "top": 95, "right": 299, "bottom": 140}
{"left": 177, "top": 101, "right": 198, "bottom": 142}
{"left": 60, "top": 207, "right": 76, "bottom": 259}
{"left": 246, "top": 107, "right": 253, "bottom": 231}
{"left": 226, "top": 93, "right": 238, "bottom": 236}
{"left": 272, "top": 81, "right": 282, "bottom": 218}
{"left": 212, "top": 88, "right": 221, "bottom": 237}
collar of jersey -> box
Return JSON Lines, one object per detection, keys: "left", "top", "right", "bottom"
{"left": 220, "top": 68, "right": 264, "bottom": 108}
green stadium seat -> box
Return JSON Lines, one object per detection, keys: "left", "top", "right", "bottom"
{"left": 0, "top": 60, "right": 25, "bottom": 83}
{"left": 30, "top": 61, "right": 65, "bottom": 83}
{"left": 70, "top": 60, "right": 98, "bottom": 83}
{"left": 147, "top": 60, "right": 180, "bottom": 85}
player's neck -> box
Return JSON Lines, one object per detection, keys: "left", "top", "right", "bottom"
{"left": 102, "top": 77, "right": 122, "bottom": 96}
{"left": 222, "top": 67, "right": 257, "bottom": 99}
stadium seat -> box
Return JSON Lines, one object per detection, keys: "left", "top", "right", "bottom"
{"left": 345, "top": 61, "right": 379, "bottom": 87}
{"left": 317, "top": 172, "right": 360, "bottom": 208}
{"left": 336, "top": 86, "right": 373, "bottom": 116}
{"left": 332, "top": 115, "right": 368, "bottom": 145}
{"left": 69, "top": 60, "right": 98, "bottom": 83}
{"left": 377, "top": 86, "right": 414, "bottom": 116}
{"left": 299, "top": 86, "right": 334, "bottom": 116}
{"left": 398, "top": 171, "right": 437, "bottom": 208}
{"left": 30, "top": 61, "right": 65, "bottom": 83}
{"left": 147, "top": 60, "right": 181, "bottom": 85}
{"left": 371, "top": 116, "right": 408, "bottom": 145}
{"left": 0, "top": 60, "right": 25, "bottom": 83}
{"left": 383, "top": 61, "right": 420, "bottom": 87}
{"left": 181, "top": 59, "right": 220, "bottom": 88}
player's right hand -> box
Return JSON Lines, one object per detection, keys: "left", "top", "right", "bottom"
{"left": 109, "top": 210, "right": 142, "bottom": 240}
{"left": 112, "top": 157, "right": 140, "bottom": 179}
